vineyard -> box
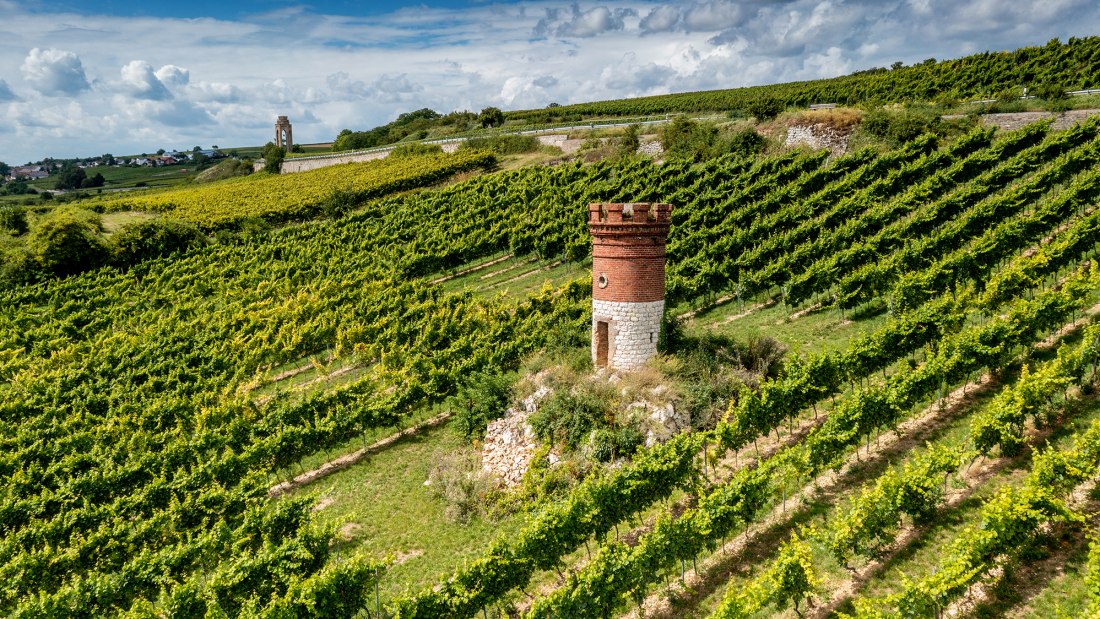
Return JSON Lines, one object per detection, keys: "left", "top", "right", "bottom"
{"left": 4, "top": 107, "right": 1100, "bottom": 619}
{"left": 507, "top": 36, "right": 1100, "bottom": 122}
{"left": 89, "top": 150, "right": 496, "bottom": 229}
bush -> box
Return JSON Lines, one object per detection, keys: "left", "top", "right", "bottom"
{"left": 747, "top": 97, "right": 784, "bottom": 120}
{"left": 460, "top": 134, "right": 539, "bottom": 155}
{"left": 390, "top": 142, "right": 444, "bottom": 158}
{"left": 260, "top": 142, "right": 285, "bottom": 174}
{"left": 451, "top": 371, "right": 514, "bottom": 440}
{"left": 28, "top": 206, "right": 110, "bottom": 276}
{"left": 860, "top": 108, "right": 941, "bottom": 145}
{"left": 0, "top": 247, "right": 40, "bottom": 287}
{"left": 529, "top": 385, "right": 612, "bottom": 449}
{"left": 0, "top": 206, "right": 29, "bottom": 235}
{"left": 723, "top": 127, "right": 766, "bottom": 157}
{"left": 111, "top": 218, "right": 207, "bottom": 266}
{"left": 616, "top": 124, "right": 641, "bottom": 157}
{"left": 426, "top": 451, "right": 494, "bottom": 523}
{"left": 319, "top": 186, "right": 359, "bottom": 220}
{"left": 660, "top": 116, "right": 718, "bottom": 160}
{"left": 588, "top": 426, "right": 644, "bottom": 462}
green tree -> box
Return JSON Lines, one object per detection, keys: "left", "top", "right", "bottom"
{"left": 28, "top": 206, "right": 110, "bottom": 276}
{"left": 0, "top": 161, "right": 10, "bottom": 178}
{"left": 260, "top": 142, "right": 285, "bottom": 174}
{"left": 747, "top": 97, "right": 784, "bottom": 120}
{"left": 54, "top": 165, "right": 87, "bottom": 190}
{"left": 478, "top": 106, "right": 505, "bottom": 128}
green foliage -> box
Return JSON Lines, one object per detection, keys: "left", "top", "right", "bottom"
{"left": 451, "top": 371, "right": 513, "bottom": 440}
{"left": 460, "top": 134, "right": 539, "bottom": 155}
{"left": 54, "top": 164, "right": 87, "bottom": 190}
{"left": 110, "top": 218, "right": 208, "bottom": 266}
{"left": 318, "top": 185, "right": 360, "bottom": 220}
{"left": 478, "top": 106, "right": 505, "bottom": 128}
{"left": 747, "top": 96, "right": 784, "bottom": 120}
{"left": 27, "top": 205, "right": 110, "bottom": 276}
{"left": 261, "top": 142, "right": 285, "bottom": 174}
{"left": 332, "top": 108, "right": 453, "bottom": 151}
{"left": 390, "top": 142, "right": 444, "bottom": 158}
{"left": 529, "top": 385, "right": 612, "bottom": 449}
{"left": 860, "top": 107, "right": 942, "bottom": 144}
{"left": 0, "top": 206, "right": 29, "bottom": 235}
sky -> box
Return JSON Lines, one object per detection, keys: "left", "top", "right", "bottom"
{"left": 0, "top": 0, "right": 1098, "bottom": 164}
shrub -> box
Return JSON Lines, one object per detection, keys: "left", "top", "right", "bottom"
{"left": 426, "top": 451, "right": 494, "bottom": 523}
{"left": 319, "top": 186, "right": 359, "bottom": 220}
{"left": 451, "top": 371, "right": 514, "bottom": 440}
{"left": 747, "top": 97, "right": 784, "bottom": 120}
{"left": 723, "top": 127, "right": 766, "bottom": 157}
{"left": 261, "top": 142, "right": 285, "bottom": 174}
{"left": 111, "top": 218, "right": 208, "bottom": 266}
{"left": 28, "top": 206, "right": 110, "bottom": 276}
{"left": 390, "top": 142, "right": 444, "bottom": 158}
{"left": 588, "top": 426, "right": 644, "bottom": 462}
{"left": 529, "top": 385, "right": 612, "bottom": 450}
{"left": 0, "top": 206, "right": 29, "bottom": 235}
{"left": 460, "top": 134, "right": 539, "bottom": 155}
{"left": 860, "top": 108, "right": 941, "bottom": 145}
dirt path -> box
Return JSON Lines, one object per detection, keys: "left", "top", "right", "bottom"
{"left": 429, "top": 253, "right": 514, "bottom": 285}
{"left": 491, "top": 260, "right": 564, "bottom": 287}
{"left": 267, "top": 411, "right": 452, "bottom": 497}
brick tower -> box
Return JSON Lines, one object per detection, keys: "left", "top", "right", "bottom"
{"left": 588, "top": 203, "right": 673, "bottom": 370}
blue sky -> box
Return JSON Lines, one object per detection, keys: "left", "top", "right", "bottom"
{"left": 1, "top": 0, "right": 1098, "bottom": 164}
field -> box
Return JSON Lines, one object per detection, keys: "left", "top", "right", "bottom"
{"left": 6, "top": 54, "right": 1100, "bottom": 619}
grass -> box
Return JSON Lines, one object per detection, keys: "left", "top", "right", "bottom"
{"left": 681, "top": 294, "right": 891, "bottom": 357}
{"left": 438, "top": 254, "right": 591, "bottom": 302}
{"left": 297, "top": 420, "right": 531, "bottom": 601}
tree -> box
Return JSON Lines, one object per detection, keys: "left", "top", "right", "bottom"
{"left": 54, "top": 165, "right": 87, "bottom": 190}
{"left": 478, "top": 106, "right": 505, "bottom": 128}
{"left": 81, "top": 172, "right": 106, "bottom": 189}
{"left": 156, "top": 148, "right": 166, "bottom": 156}
{"left": 260, "top": 142, "right": 285, "bottom": 174}
{"left": 747, "top": 97, "right": 784, "bottom": 121}
{"left": 0, "top": 161, "right": 10, "bottom": 179}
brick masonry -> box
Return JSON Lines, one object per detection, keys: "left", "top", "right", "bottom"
{"left": 592, "top": 299, "right": 665, "bottom": 370}
{"left": 589, "top": 202, "right": 672, "bottom": 370}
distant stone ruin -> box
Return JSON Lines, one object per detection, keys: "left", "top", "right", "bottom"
{"left": 275, "top": 115, "right": 293, "bottom": 153}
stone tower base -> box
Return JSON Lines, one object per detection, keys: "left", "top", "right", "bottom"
{"left": 592, "top": 299, "right": 664, "bottom": 371}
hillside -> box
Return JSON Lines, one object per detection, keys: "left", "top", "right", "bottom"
{"left": 5, "top": 36, "right": 1100, "bottom": 618}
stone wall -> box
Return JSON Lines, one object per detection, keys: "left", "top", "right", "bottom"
{"left": 481, "top": 384, "right": 551, "bottom": 487}
{"left": 262, "top": 133, "right": 572, "bottom": 174}
{"left": 784, "top": 123, "right": 851, "bottom": 155}
{"left": 941, "top": 108, "right": 1100, "bottom": 132}
{"left": 592, "top": 299, "right": 664, "bottom": 370}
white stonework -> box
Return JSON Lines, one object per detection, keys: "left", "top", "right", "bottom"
{"left": 592, "top": 299, "right": 664, "bottom": 370}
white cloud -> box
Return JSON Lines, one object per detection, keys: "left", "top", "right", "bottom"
{"left": 20, "top": 48, "right": 91, "bottom": 96}
{"left": 155, "top": 65, "right": 190, "bottom": 88}
{"left": 121, "top": 60, "right": 171, "bottom": 100}
{"left": 0, "top": 0, "right": 1099, "bottom": 164}
{"left": 535, "top": 4, "right": 637, "bottom": 38}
